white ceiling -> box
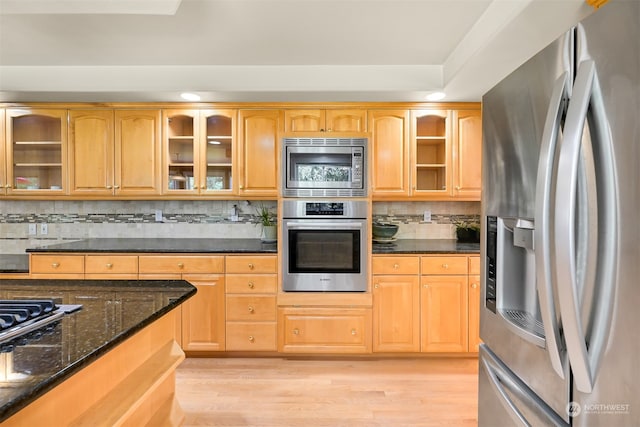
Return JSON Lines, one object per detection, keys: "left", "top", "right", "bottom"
{"left": 0, "top": 0, "right": 595, "bottom": 103}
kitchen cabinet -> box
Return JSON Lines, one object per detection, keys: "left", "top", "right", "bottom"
{"left": 452, "top": 109, "right": 482, "bottom": 199}
{"left": 4, "top": 108, "right": 68, "bottom": 196}
{"left": 372, "top": 256, "right": 420, "bottom": 352}
{"left": 420, "top": 256, "right": 469, "bottom": 352}
{"left": 225, "top": 255, "right": 278, "bottom": 351}
{"left": 30, "top": 254, "right": 85, "bottom": 279}
{"left": 278, "top": 307, "right": 372, "bottom": 354}
{"left": 69, "top": 109, "right": 161, "bottom": 196}
{"left": 368, "top": 110, "right": 410, "bottom": 197}
{"left": 0, "top": 109, "right": 5, "bottom": 195}
{"left": 163, "top": 109, "right": 235, "bottom": 195}
{"left": 468, "top": 256, "right": 481, "bottom": 352}
{"left": 411, "top": 109, "right": 452, "bottom": 198}
{"left": 237, "top": 109, "right": 282, "bottom": 197}
{"left": 138, "top": 255, "right": 225, "bottom": 352}
{"left": 84, "top": 254, "right": 138, "bottom": 279}
{"left": 284, "top": 109, "right": 366, "bottom": 133}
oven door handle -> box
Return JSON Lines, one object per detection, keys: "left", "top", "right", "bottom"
{"left": 284, "top": 221, "right": 364, "bottom": 230}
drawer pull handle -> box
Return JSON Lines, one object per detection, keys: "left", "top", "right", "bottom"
{"left": 248, "top": 263, "right": 254, "bottom": 270}
{"left": 393, "top": 263, "right": 399, "bottom": 269}
{"left": 293, "top": 328, "right": 300, "bottom": 335}
{"left": 52, "top": 262, "right": 60, "bottom": 268}
{"left": 177, "top": 262, "right": 184, "bottom": 269}
{"left": 248, "top": 306, "right": 255, "bottom": 313}
{"left": 442, "top": 263, "right": 449, "bottom": 269}
{"left": 106, "top": 263, "right": 113, "bottom": 269}
{"left": 351, "top": 329, "right": 357, "bottom": 335}
{"left": 248, "top": 336, "right": 255, "bottom": 342}
{"left": 248, "top": 282, "right": 255, "bottom": 289}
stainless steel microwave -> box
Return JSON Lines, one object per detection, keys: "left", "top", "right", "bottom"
{"left": 282, "top": 137, "right": 367, "bottom": 197}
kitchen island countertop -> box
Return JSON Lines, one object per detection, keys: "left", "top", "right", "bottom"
{"left": 0, "top": 279, "right": 196, "bottom": 422}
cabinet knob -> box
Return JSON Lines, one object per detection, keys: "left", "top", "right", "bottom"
{"left": 106, "top": 263, "right": 113, "bottom": 269}
{"left": 351, "top": 329, "right": 357, "bottom": 336}
{"left": 248, "top": 263, "right": 254, "bottom": 270}
{"left": 248, "top": 281, "right": 255, "bottom": 289}
{"left": 193, "top": 185, "right": 199, "bottom": 189}
{"left": 293, "top": 328, "right": 300, "bottom": 335}
{"left": 239, "top": 184, "right": 244, "bottom": 189}
{"left": 374, "top": 284, "right": 379, "bottom": 289}
{"left": 456, "top": 186, "right": 461, "bottom": 190}
{"left": 423, "top": 284, "right": 429, "bottom": 289}
{"left": 106, "top": 185, "right": 112, "bottom": 189}
{"left": 114, "top": 184, "right": 120, "bottom": 189}
{"left": 248, "top": 305, "right": 254, "bottom": 313}
{"left": 5, "top": 184, "right": 11, "bottom": 189}
{"left": 177, "top": 262, "right": 184, "bottom": 269}
{"left": 393, "top": 263, "right": 399, "bottom": 269}
{"left": 442, "top": 263, "right": 449, "bottom": 269}
{"left": 471, "top": 283, "right": 478, "bottom": 289}
{"left": 51, "top": 262, "right": 60, "bottom": 268}
{"left": 248, "top": 336, "right": 255, "bottom": 342}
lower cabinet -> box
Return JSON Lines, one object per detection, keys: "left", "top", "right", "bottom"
{"left": 278, "top": 307, "right": 372, "bottom": 354}
{"left": 180, "top": 274, "right": 226, "bottom": 352}
{"left": 420, "top": 275, "right": 468, "bottom": 352}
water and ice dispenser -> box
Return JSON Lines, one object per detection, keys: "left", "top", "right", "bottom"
{"left": 485, "top": 216, "right": 546, "bottom": 347}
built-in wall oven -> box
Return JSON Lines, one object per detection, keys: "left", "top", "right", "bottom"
{"left": 282, "top": 137, "right": 367, "bottom": 198}
{"left": 282, "top": 200, "right": 368, "bottom": 292}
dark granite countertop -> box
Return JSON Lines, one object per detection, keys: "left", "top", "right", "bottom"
{"left": 0, "top": 255, "right": 30, "bottom": 274}
{"left": 26, "top": 238, "right": 277, "bottom": 254}
{"left": 0, "top": 279, "right": 196, "bottom": 422}
{"left": 372, "top": 239, "right": 480, "bottom": 254}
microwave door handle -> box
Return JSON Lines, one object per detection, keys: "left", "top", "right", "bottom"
{"left": 555, "top": 59, "right": 618, "bottom": 393}
{"left": 534, "top": 72, "right": 569, "bottom": 379}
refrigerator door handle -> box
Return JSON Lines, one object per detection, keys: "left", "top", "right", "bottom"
{"left": 534, "top": 71, "right": 569, "bottom": 379}
{"left": 555, "top": 59, "right": 618, "bottom": 393}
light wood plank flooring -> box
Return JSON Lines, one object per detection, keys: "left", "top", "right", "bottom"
{"left": 175, "top": 357, "right": 479, "bottom": 426}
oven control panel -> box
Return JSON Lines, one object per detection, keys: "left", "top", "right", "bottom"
{"left": 305, "top": 202, "right": 344, "bottom": 216}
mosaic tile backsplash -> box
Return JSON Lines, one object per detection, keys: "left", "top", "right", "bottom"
{"left": 0, "top": 200, "right": 479, "bottom": 253}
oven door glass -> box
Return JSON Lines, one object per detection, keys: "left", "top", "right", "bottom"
{"left": 288, "top": 229, "right": 360, "bottom": 273}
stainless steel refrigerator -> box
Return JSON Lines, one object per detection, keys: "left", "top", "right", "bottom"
{"left": 479, "top": 1, "right": 639, "bottom": 425}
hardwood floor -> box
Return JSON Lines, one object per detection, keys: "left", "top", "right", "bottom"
{"left": 175, "top": 356, "right": 479, "bottom": 426}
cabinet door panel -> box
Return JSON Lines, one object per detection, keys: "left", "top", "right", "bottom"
{"left": 325, "top": 110, "right": 366, "bottom": 132}
{"left": 69, "top": 110, "right": 114, "bottom": 195}
{"left": 226, "top": 322, "right": 277, "bottom": 351}
{"left": 284, "top": 110, "right": 324, "bottom": 132}
{"left": 225, "top": 255, "right": 277, "bottom": 274}
{"left": 452, "top": 110, "right": 482, "bottom": 199}
{"left": 181, "top": 275, "right": 225, "bottom": 351}
{"left": 237, "top": 110, "right": 281, "bottom": 196}
{"left": 420, "top": 275, "right": 468, "bottom": 352}
{"left": 369, "top": 110, "right": 409, "bottom": 196}
{"left": 226, "top": 295, "right": 276, "bottom": 321}
{"left": 115, "top": 110, "right": 161, "bottom": 195}
{"left": 372, "top": 275, "right": 420, "bottom": 352}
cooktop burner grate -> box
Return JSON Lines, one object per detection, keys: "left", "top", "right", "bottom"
{"left": 0, "top": 299, "right": 81, "bottom": 345}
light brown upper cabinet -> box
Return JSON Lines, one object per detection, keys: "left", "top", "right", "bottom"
{"left": 237, "top": 109, "right": 282, "bottom": 197}
{"left": 452, "top": 109, "right": 482, "bottom": 200}
{"left": 163, "top": 109, "right": 236, "bottom": 196}
{"left": 368, "top": 110, "right": 410, "bottom": 197}
{"left": 411, "top": 109, "right": 452, "bottom": 198}
{"left": 69, "top": 109, "right": 161, "bottom": 196}
{"left": 284, "top": 109, "right": 366, "bottom": 133}
{"left": 4, "top": 108, "right": 68, "bottom": 196}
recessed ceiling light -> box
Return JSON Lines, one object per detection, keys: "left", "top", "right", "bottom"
{"left": 180, "top": 92, "right": 201, "bottom": 101}
{"left": 425, "top": 92, "right": 446, "bottom": 101}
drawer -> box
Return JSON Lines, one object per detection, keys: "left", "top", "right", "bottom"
{"left": 138, "top": 255, "right": 224, "bottom": 274}
{"left": 469, "top": 256, "right": 481, "bottom": 275}
{"left": 225, "top": 255, "right": 277, "bottom": 274}
{"left": 85, "top": 255, "right": 138, "bottom": 274}
{"left": 372, "top": 256, "right": 419, "bottom": 275}
{"left": 226, "top": 322, "right": 277, "bottom": 351}
{"left": 421, "top": 256, "right": 468, "bottom": 275}
{"left": 226, "top": 274, "right": 277, "bottom": 293}
{"left": 30, "top": 255, "right": 85, "bottom": 274}
{"left": 278, "top": 307, "right": 372, "bottom": 353}
{"left": 226, "top": 295, "right": 276, "bottom": 321}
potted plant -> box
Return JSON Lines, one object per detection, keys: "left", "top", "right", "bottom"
{"left": 452, "top": 217, "right": 480, "bottom": 243}
{"left": 256, "top": 204, "right": 277, "bottom": 242}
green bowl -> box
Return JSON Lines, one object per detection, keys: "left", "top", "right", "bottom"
{"left": 372, "top": 223, "right": 399, "bottom": 239}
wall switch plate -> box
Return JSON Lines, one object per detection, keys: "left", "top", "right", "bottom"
{"left": 39, "top": 223, "right": 48, "bottom": 235}
{"left": 28, "top": 224, "right": 37, "bottom": 235}
{"left": 423, "top": 210, "right": 432, "bottom": 222}
{"left": 155, "top": 210, "right": 163, "bottom": 222}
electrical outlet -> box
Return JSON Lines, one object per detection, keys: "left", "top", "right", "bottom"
{"left": 39, "top": 223, "right": 48, "bottom": 235}
{"left": 28, "top": 224, "right": 37, "bottom": 235}
{"left": 155, "top": 210, "right": 163, "bottom": 222}
{"left": 423, "top": 210, "right": 432, "bottom": 222}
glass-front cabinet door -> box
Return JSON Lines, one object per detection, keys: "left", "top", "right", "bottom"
{"left": 410, "top": 110, "right": 451, "bottom": 197}
{"left": 163, "top": 109, "right": 235, "bottom": 195}
{"left": 5, "top": 109, "right": 68, "bottom": 195}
